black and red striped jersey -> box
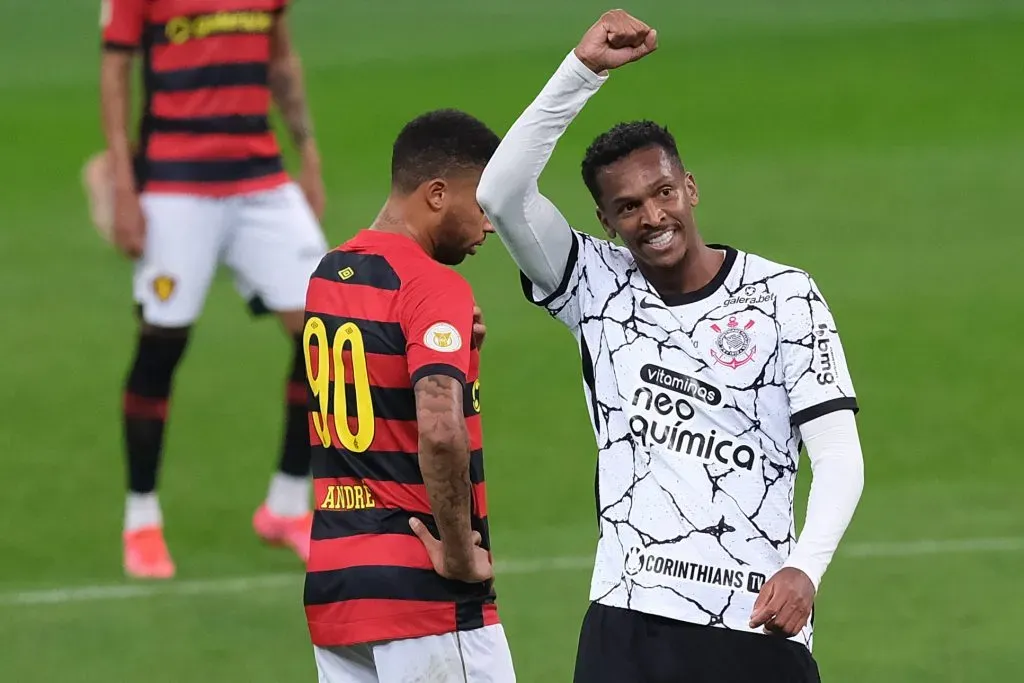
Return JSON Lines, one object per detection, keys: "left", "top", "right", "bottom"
{"left": 301, "top": 229, "right": 498, "bottom": 648}
{"left": 101, "top": 0, "right": 290, "bottom": 196}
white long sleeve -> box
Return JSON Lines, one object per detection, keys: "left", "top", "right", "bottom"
{"left": 477, "top": 51, "right": 608, "bottom": 296}
{"left": 783, "top": 410, "right": 865, "bottom": 590}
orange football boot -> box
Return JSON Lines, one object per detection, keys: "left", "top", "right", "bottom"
{"left": 252, "top": 504, "right": 312, "bottom": 563}
{"left": 123, "top": 526, "right": 176, "bottom": 579}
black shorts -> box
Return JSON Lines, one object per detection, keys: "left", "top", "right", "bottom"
{"left": 573, "top": 602, "right": 821, "bottom": 683}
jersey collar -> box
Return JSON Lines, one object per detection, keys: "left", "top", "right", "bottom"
{"left": 658, "top": 244, "right": 737, "bottom": 307}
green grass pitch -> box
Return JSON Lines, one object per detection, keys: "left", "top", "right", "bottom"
{"left": 1, "top": 0, "right": 1023, "bottom": 680}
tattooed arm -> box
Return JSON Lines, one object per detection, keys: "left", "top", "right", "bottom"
{"left": 401, "top": 269, "right": 490, "bottom": 582}
{"left": 269, "top": 14, "right": 325, "bottom": 218}
{"left": 411, "top": 374, "right": 491, "bottom": 583}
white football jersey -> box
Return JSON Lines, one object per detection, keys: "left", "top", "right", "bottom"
{"left": 521, "top": 231, "right": 858, "bottom": 649}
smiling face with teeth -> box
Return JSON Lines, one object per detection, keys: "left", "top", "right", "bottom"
{"left": 593, "top": 144, "right": 699, "bottom": 270}
{"left": 581, "top": 121, "right": 724, "bottom": 300}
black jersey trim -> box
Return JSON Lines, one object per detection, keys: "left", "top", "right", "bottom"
{"left": 411, "top": 363, "right": 467, "bottom": 388}
{"left": 579, "top": 335, "right": 602, "bottom": 531}
{"left": 660, "top": 245, "right": 737, "bottom": 306}
{"left": 519, "top": 229, "right": 580, "bottom": 307}
{"left": 102, "top": 41, "right": 139, "bottom": 52}
{"left": 791, "top": 397, "right": 859, "bottom": 427}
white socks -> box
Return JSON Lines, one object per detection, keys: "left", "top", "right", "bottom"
{"left": 124, "top": 475, "right": 310, "bottom": 533}
{"left": 124, "top": 492, "right": 163, "bottom": 532}
{"left": 266, "top": 473, "right": 311, "bottom": 518}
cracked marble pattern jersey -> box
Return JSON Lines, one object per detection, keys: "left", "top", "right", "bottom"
{"left": 520, "top": 231, "right": 858, "bottom": 650}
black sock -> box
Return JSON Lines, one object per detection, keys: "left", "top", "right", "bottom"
{"left": 123, "top": 333, "right": 188, "bottom": 494}
{"left": 278, "top": 333, "right": 311, "bottom": 477}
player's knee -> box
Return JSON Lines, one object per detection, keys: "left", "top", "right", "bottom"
{"left": 127, "top": 326, "right": 191, "bottom": 395}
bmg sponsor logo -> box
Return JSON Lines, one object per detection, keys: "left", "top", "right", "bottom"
{"left": 624, "top": 546, "right": 765, "bottom": 595}
{"left": 814, "top": 324, "right": 837, "bottom": 386}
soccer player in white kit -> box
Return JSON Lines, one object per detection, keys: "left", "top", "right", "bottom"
{"left": 477, "top": 10, "right": 866, "bottom": 683}
{"left": 95, "top": 0, "right": 329, "bottom": 578}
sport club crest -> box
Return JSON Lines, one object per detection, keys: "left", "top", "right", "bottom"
{"left": 151, "top": 275, "right": 176, "bottom": 302}
{"left": 710, "top": 316, "right": 756, "bottom": 370}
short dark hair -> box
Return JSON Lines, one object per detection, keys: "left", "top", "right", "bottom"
{"left": 390, "top": 109, "right": 500, "bottom": 193}
{"left": 581, "top": 120, "right": 683, "bottom": 203}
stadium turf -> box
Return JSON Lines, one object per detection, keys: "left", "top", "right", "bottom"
{"left": 1, "top": 0, "right": 1022, "bottom": 680}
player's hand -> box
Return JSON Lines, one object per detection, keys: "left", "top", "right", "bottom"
{"left": 112, "top": 184, "right": 146, "bottom": 259}
{"left": 298, "top": 146, "right": 326, "bottom": 221}
{"left": 409, "top": 518, "right": 494, "bottom": 584}
{"left": 748, "top": 567, "right": 816, "bottom": 637}
{"left": 472, "top": 305, "right": 486, "bottom": 350}
{"left": 81, "top": 151, "right": 114, "bottom": 242}
{"left": 574, "top": 9, "right": 658, "bottom": 75}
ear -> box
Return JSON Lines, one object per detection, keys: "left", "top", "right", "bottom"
{"left": 685, "top": 172, "right": 699, "bottom": 208}
{"left": 424, "top": 179, "right": 447, "bottom": 212}
{"left": 596, "top": 207, "right": 616, "bottom": 239}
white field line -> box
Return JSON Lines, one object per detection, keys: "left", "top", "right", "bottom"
{"left": 2, "top": 536, "right": 1022, "bottom": 608}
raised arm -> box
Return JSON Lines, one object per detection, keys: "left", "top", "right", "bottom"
{"left": 475, "top": 55, "right": 606, "bottom": 296}
{"left": 477, "top": 11, "right": 657, "bottom": 296}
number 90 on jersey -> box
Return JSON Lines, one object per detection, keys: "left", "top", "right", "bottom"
{"left": 303, "top": 316, "right": 376, "bottom": 453}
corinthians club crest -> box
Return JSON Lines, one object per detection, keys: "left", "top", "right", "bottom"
{"left": 710, "top": 316, "right": 756, "bottom": 369}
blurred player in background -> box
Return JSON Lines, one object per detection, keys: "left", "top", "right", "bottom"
{"left": 478, "top": 10, "right": 865, "bottom": 683}
{"left": 95, "top": 0, "right": 328, "bottom": 579}
{"left": 301, "top": 109, "right": 515, "bottom": 682}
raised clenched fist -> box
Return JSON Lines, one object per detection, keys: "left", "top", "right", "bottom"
{"left": 574, "top": 9, "right": 658, "bottom": 75}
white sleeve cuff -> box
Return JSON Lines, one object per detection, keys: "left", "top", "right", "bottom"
{"left": 562, "top": 49, "right": 610, "bottom": 88}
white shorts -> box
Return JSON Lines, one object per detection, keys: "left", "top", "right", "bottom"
{"left": 313, "top": 624, "right": 516, "bottom": 683}
{"left": 133, "top": 182, "right": 328, "bottom": 327}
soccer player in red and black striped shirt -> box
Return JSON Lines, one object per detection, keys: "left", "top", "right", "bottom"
{"left": 97, "top": 0, "right": 329, "bottom": 578}
{"left": 302, "top": 110, "right": 516, "bottom": 682}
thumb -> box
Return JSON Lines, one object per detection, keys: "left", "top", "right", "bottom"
{"left": 471, "top": 531, "right": 483, "bottom": 546}
{"left": 749, "top": 579, "right": 775, "bottom": 626}
{"left": 632, "top": 29, "right": 658, "bottom": 59}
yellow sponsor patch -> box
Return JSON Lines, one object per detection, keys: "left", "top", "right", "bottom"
{"left": 165, "top": 11, "right": 273, "bottom": 45}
